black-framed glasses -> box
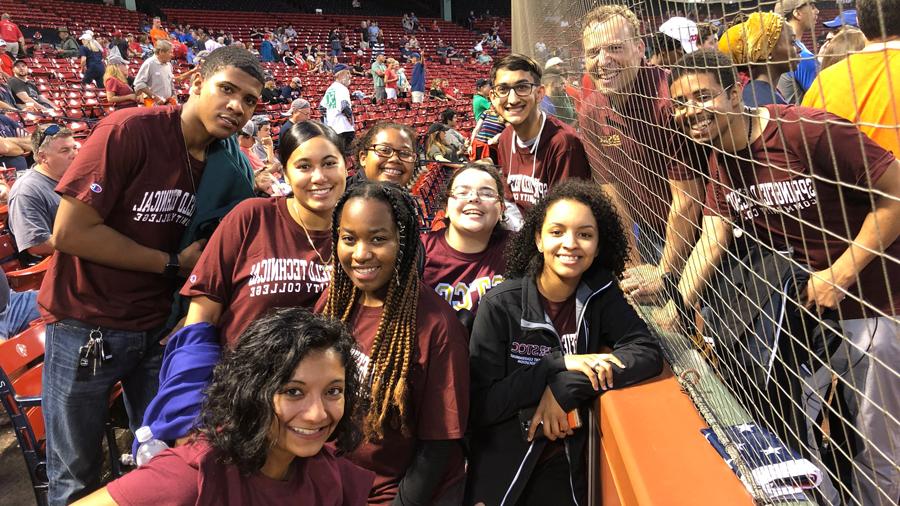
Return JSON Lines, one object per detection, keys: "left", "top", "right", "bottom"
{"left": 449, "top": 187, "right": 500, "bottom": 202}
{"left": 368, "top": 144, "right": 417, "bottom": 163}
{"left": 35, "top": 123, "right": 62, "bottom": 150}
{"left": 492, "top": 82, "right": 538, "bottom": 98}
{"left": 671, "top": 85, "right": 733, "bottom": 114}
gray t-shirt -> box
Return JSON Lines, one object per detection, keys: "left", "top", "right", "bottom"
{"left": 8, "top": 168, "right": 60, "bottom": 252}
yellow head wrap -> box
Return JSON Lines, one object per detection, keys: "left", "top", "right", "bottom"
{"left": 718, "top": 12, "right": 785, "bottom": 64}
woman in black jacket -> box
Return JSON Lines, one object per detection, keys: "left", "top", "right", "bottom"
{"left": 466, "top": 180, "right": 663, "bottom": 506}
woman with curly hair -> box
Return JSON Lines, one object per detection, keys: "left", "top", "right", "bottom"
{"left": 466, "top": 180, "right": 663, "bottom": 505}
{"left": 181, "top": 121, "right": 347, "bottom": 347}
{"left": 74, "top": 308, "right": 374, "bottom": 505}
{"left": 422, "top": 163, "right": 509, "bottom": 314}
{"left": 348, "top": 122, "right": 419, "bottom": 189}
{"left": 316, "top": 181, "right": 470, "bottom": 505}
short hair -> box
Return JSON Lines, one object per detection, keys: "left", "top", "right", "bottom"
{"left": 278, "top": 120, "right": 345, "bottom": 166}
{"left": 439, "top": 162, "right": 505, "bottom": 211}
{"left": 819, "top": 27, "right": 868, "bottom": 69}
{"left": 198, "top": 308, "right": 362, "bottom": 474}
{"left": 199, "top": 45, "right": 266, "bottom": 86}
{"left": 490, "top": 53, "right": 542, "bottom": 85}
{"left": 440, "top": 108, "right": 457, "bottom": 124}
{"left": 582, "top": 4, "right": 641, "bottom": 39}
{"left": 857, "top": 0, "right": 898, "bottom": 39}
{"left": 154, "top": 39, "right": 173, "bottom": 53}
{"left": 671, "top": 48, "right": 739, "bottom": 93}
{"left": 31, "top": 125, "right": 73, "bottom": 155}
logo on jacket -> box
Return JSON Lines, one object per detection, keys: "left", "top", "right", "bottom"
{"left": 90, "top": 183, "right": 103, "bottom": 193}
{"left": 510, "top": 341, "right": 552, "bottom": 366}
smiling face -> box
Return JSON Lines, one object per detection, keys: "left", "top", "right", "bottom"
{"left": 670, "top": 71, "right": 741, "bottom": 145}
{"left": 535, "top": 199, "right": 600, "bottom": 284}
{"left": 582, "top": 15, "right": 644, "bottom": 95}
{"left": 285, "top": 136, "right": 347, "bottom": 224}
{"left": 447, "top": 168, "right": 503, "bottom": 236}
{"left": 190, "top": 65, "right": 262, "bottom": 140}
{"left": 337, "top": 198, "right": 400, "bottom": 306}
{"left": 359, "top": 127, "right": 417, "bottom": 186}
{"left": 267, "top": 348, "right": 346, "bottom": 466}
{"left": 490, "top": 68, "right": 543, "bottom": 127}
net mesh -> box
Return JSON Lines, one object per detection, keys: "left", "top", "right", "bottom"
{"left": 510, "top": 1, "right": 899, "bottom": 504}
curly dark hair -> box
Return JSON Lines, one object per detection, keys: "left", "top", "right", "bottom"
{"left": 197, "top": 308, "right": 362, "bottom": 474}
{"left": 323, "top": 181, "right": 422, "bottom": 441}
{"left": 350, "top": 121, "right": 418, "bottom": 171}
{"left": 506, "top": 179, "right": 630, "bottom": 279}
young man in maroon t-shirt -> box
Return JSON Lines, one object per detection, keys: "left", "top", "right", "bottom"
{"left": 491, "top": 54, "right": 590, "bottom": 220}
{"left": 668, "top": 49, "right": 900, "bottom": 505}
{"left": 39, "top": 46, "right": 264, "bottom": 505}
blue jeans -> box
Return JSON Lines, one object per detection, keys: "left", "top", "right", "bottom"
{"left": 0, "top": 289, "right": 40, "bottom": 339}
{"left": 43, "top": 319, "right": 164, "bottom": 505}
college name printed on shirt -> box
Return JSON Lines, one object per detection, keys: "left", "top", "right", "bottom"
{"left": 247, "top": 257, "right": 330, "bottom": 297}
{"left": 510, "top": 341, "right": 552, "bottom": 366}
{"left": 725, "top": 177, "right": 817, "bottom": 220}
{"left": 507, "top": 174, "right": 548, "bottom": 206}
{"left": 434, "top": 274, "right": 504, "bottom": 311}
{"left": 132, "top": 189, "right": 196, "bottom": 226}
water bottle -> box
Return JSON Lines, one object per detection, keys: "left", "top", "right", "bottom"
{"left": 134, "top": 426, "right": 169, "bottom": 467}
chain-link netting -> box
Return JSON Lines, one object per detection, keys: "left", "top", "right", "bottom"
{"left": 511, "top": 1, "right": 899, "bottom": 503}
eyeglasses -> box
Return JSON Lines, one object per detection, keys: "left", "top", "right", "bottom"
{"left": 492, "top": 82, "right": 538, "bottom": 98}
{"left": 671, "top": 85, "right": 733, "bottom": 114}
{"left": 367, "top": 144, "right": 417, "bottom": 163}
{"left": 449, "top": 187, "right": 500, "bottom": 202}
{"left": 35, "top": 123, "right": 62, "bottom": 151}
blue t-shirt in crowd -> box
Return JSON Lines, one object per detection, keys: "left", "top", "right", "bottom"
{"left": 742, "top": 80, "right": 787, "bottom": 107}
{"left": 0, "top": 115, "right": 26, "bottom": 173}
{"left": 79, "top": 46, "right": 105, "bottom": 69}
{"left": 786, "top": 41, "right": 818, "bottom": 93}
{"left": 411, "top": 62, "right": 425, "bottom": 92}
{"left": 259, "top": 40, "right": 275, "bottom": 62}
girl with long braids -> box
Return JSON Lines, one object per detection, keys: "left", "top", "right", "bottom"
{"left": 466, "top": 180, "right": 663, "bottom": 505}
{"left": 182, "top": 121, "right": 347, "bottom": 347}
{"left": 421, "top": 163, "right": 509, "bottom": 315}
{"left": 316, "top": 181, "right": 470, "bottom": 505}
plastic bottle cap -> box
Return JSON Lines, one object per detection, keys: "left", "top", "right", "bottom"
{"left": 135, "top": 426, "right": 154, "bottom": 443}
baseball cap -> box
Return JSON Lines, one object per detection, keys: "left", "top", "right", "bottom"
{"left": 107, "top": 54, "right": 128, "bottom": 65}
{"left": 475, "top": 78, "right": 491, "bottom": 89}
{"left": 544, "top": 56, "right": 563, "bottom": 69}
{"left": 658, "top": 17, "right": 699, "bottom": 53}
{"left": 427, "top": 122, "right": 449, "bottom": 136}
{"left": 251, "top": 115, "right": 271, "bottom": 127}
{"left": 79, "top": 30, "right": 94, "bottom": 41}
{"left": 287, "top": 98, "right": 310, "bottom": 112}
{"left": 774, "top": 0, "right": 813, "bottom": 17}
{"left": 333, "top": 63, "right": 350, "bottom": 74}
{"left": 0, "top": 40, "right": 6, "bottom": 47}
{"left": 13, "top": 59, "right": 27, "bottom": 66}
{"left": 57, "top": 26, "right": 69, "bottom": 33}
{"left": 823, "top": 9, "right": 857, "bottom": 28}
{"left": 240, "top": 120, "right": 258, "bottom": 137}
{"left": 291, "top": 76, "right": 302, "bottom": 84}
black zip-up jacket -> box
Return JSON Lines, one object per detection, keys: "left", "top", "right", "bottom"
{"left": 465, "top": 268, "right": 663, "bottom": 506}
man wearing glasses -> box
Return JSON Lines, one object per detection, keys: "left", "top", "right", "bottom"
{"left": 579, "top": 5, "right": 709, "bottom": 305}
{"left": 669, "top": 49, "right": 899, "bottom": 506}
{"left": 491, "top": 54, "right": 589, "bottom": 217}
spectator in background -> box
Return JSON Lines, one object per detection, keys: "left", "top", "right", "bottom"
{"left": 472, "top": 78, "right": 491, "bottom": 120}
{"left": 469, "top": 103, "right": 505, "bottom": 161}
{"left": 79, "top": 32, "right": 106, "bottom": 87}
{"left": 260, "top": 76, "right": 286, "bottom": 104}
{"left": 425, "top": 122, "right": 460, "bottom": 162}
{"left": 8, "top": 125, "right": 76, "bottom": 258}
{"left": 134, "top": 39, "right": 175, "bottom": 106}
{"left": 429, "top": 78, "right": 449, "bottom": 101}
{"left": 0, "top": 113, "right": 32, "bottom": 172}
{"left": 109, "top": 30, "right": 128, "bottom": 61}
{"left": 402, "top": 13, "right": 414, "bottom": 33}
{"left": 0, "top": 40, "right": 13, "bottom": 77}
{"left": 540, "top": 66, "right": 576, "bottom": 126}
{"left": 697, "top": 22, "right": 720, "bottom": 49}
{"left": 57, "top": 27, "right": 80, "bottom": 58}
{"left": 403, "top": 52, "right": 424, "bottom": 101}
{"left": 250, "top": 116, "right": 280, "bottom": 169}
{"left": 259, "top": 33, "right": 275, "bottom": 62}
{"left": 815, "top": 26, "right": 866, "bottom": 70}
{"left": 0, "top": 269, "right": 40, "bottom": 342}
{"left": 718, "top": 12, "right": 797, "bottom": 106}
{"left": 370, "top": 53, "right": 386, "bottom": 103}
{"left": 384, "top": 58, "right": 398, "bottom": 100}
{"left": 371, "top": 35, "right": 385, "bottom": 56}
{"left": 103, "top": 54, "right": 137, "bottom": 108}
{"left": 8, "top": 60, "right": 59, "bottom": 112}
{"left": 169, "top": 34, "right": 188, "bottom": 62}
{"left": 149, "top": 16, "right": 168, "bottom": 44}
{"left": 803, "top": 0, "right": 899, "bottom": 158}
{"left": 440, "top": 108, "right": 467, "bottom": 153}
{"left": 0, "top": 14, "right": 24, "bottom": 57}
{"left": 775, "top": 0, "right": 820, "bottom": 103}
{"left": 320, "top": 64, "right": 356, "bottom": 148}
{"left": 279, "top": 98, "right": 311, "bottom": 141}
{"left": 281, "top": 76, "right": 302, "bottom": 102}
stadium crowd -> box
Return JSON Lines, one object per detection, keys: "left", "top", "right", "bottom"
{"left": 0, "top": 1, "right": 897, "bottom": 505}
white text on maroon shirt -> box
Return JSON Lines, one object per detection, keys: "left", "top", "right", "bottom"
{"left": 132, "top": 189, "right": 196, "bottom": 226}
{"left": 507, "top": 174, "right": 548, "bottom": 205}
{"left": 248, "top": 258, "right": 330, "bottom": 297}
{"left": 726, "top": 177, "right": 817, "bottom": 220}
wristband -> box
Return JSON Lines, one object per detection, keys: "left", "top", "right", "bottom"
{"left": 163, "top": 252, "right": 180, "bottom": 279}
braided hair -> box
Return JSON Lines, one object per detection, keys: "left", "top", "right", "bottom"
{"left": 323, "top": 181, "right": 421, "bottom": 441}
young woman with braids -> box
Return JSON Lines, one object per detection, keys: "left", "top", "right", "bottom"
{"left": 347, "top": 122, "right": 419, "bottom": 189}
{"left": 421, "top": 163, "right": 509, "bottom": 315}
{"left": 74, "top": 308, "right": 374, "bottom": 505}
{"left": 466, "top": 180, "right": 663, "bottom": 506}
{"left": 181, "top": 121, "right": 347, "bottom": 347}
{"left": 315, "top": 181, "right": 470, "bottom": 505}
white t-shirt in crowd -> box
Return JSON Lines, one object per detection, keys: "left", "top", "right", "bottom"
{"left": 320, "top": 81, "right": 354, "bottom": 134}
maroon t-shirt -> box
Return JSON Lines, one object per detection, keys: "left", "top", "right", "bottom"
{"left": 316, "top": 285, "right": 470, "bottom": 505}
{"left": 107, "top": 439, "right": 374, "bottom": 506}
{"left": 704, "top": 105, "right": 899, "bottom": 320}
{"left": 181, "top": 197, "right": 332, "bottom": 346}
{"left": 38, "top": 106, "right": 204, "bottom": 330}
{"left": 495, "top": 114, "right": 590, "bottom": 211}
{"left": 105, "top": 77, "right": 137, "bottom": 107}
{"left": 578, "top": 65, "right": 708, "bottom": 238}
{"left": 420, "top": 228, "right": 509, "bottom": 313}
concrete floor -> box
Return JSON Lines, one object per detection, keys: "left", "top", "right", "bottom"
{"left": 0, "top": 420, "right": 38, "bottom": 506}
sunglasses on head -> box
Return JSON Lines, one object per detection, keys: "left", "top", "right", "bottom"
{"left": 36, "top": 124, "right": 63, "bottom": 150}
